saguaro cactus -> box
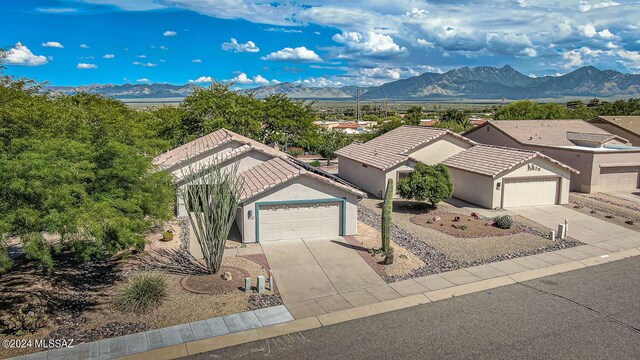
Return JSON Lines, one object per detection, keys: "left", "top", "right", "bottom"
{"left": 381, "top": 178, "right": 394, "bottom": 253}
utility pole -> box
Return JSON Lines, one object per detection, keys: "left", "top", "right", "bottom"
{"left": 355, "top": 89, "right": 361, "bottom": 122}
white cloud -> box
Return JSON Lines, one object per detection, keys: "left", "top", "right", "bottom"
{"left": 253, "top": 75, "right": 270, "bottom": 85}
{"left": 103, "top": 54, "right": 115, "bottom": 59}
{"left": 77, "top": 63, "right": 97, "bottom": 69}
{"left": 163, "top": 30, "right": 177, "bottom": 36}
{"left": 132, "top": 61, "right": 157, "bottom": 67}
{"left": 36, "top": 7, "right": 78, "bottom": 13}
{"left": 41, "top": 41, "right": 64, "bottom": 48}
{"left": 581, "top": 24, "right": 597, "bottom": 37}
{"left": 271, "top": 79, "right": 281, "bottom": 84}
{"left": 80, "top": 44, "right": 90, "bottom": 49}
{"left": 151, "top": 45, "right": 168, "bottom": 50}
{"left": 332, "top": 31, "right": 407, "bottom": 58}
{"left": 222, "top": 38, "right": 260, "bottom": 53}
{"left": 261, "top": 46, "right": 322, "bottom": 62}
{"left": 136, "top": 78, "right": 150, "bottom": 83}
{"left": 136, "top": 55, "right": 147, "bottom": 58}
{"left": 598, "top": 29, "right": 615, "bottom": 38}
{"left": 578, "top": 1, "right": 620, "bottom": 12}
{"left": 230, "top": 73, "right": 253, "bottom": 84}
{"left": 192, "top": 59, "right": 202, "bottom": 63}
{"left": 189, "top": 76, "right": 214, "bottom": 84}
{"left": 4, "top": 43, "right": 49, "bottom": 66}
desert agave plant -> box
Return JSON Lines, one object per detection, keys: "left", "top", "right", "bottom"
{"left": 178, "top": 161, "right": 243, "bottom": 274}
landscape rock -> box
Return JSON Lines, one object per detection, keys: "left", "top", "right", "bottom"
{"left": 433, "top": 216, "right": 441, "bottom": 222}
{"left": 221, "top": 271, "right": 233, "bottom": 281}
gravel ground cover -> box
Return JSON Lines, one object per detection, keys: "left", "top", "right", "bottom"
{"left": 567, "top": 192, "right": 640, "bottom": 232}
{"left": 358, "top": 198, "right": 582, "bottom": 282}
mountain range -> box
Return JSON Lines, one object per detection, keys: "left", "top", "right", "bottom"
{"left": 46, "top": 65, "right": 640, "bottom": 100}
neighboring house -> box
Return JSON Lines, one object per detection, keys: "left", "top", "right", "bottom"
{"left": 442, "top": 145, "right": 576, "bottom": 209}
{"left": 335, "top": 125, "right": 576, "bottom": 208}
{"left": 590, "top": 116, "right": 640, "bottom": 146}
{"left": 153, "top": 129, "right": 366, "bottom": 258}
{"left": 464, "top": 120, "right": 640, "bottom": 193}
{"left": 335, "top": 126, "right": 476, "bottom": 198}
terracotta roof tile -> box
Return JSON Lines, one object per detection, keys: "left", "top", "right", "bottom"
{"left": 335, "top": 125, "right": 476, "bottom": 170}
{"left": 442, "top": 144, "right": 578, "bottom": 177}
{"left": 488, "top": 119, "right": 626, "bottom": 146}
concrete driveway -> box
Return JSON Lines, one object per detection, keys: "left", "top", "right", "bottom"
{"left": 262, "top": 237, "right": 385, "bottom": 305}
{"left": 510, "top": 205, "right": 640, "bottom": 245}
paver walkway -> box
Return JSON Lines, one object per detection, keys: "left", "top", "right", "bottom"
{"left": 261, "top": 237, "right": 386, "bottom": 318}
{"left": 510, "top": 205, "right": 640, "bottom": 245}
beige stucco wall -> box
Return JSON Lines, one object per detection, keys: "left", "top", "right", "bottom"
{"left": 410, "top": 135, "right": 473, "bottom": 164}
{"left": 239, "top": 175, "right": 359, "bottom": 243}
{"left": 176, "top": 150, "right": 275, "bottom": 216}
{"left": 338, "top": 156, "right": 387, "bottom": 197}
{"left": 448, "top": 168, "right": 496, "bottom": 208}
{"left": 448, "top": 156, "right": 571, "bottom": 208}
{"left": 590, "top": 152, "right": 640, "bottom": 192}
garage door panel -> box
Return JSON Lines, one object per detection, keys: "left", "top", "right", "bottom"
{"left": 599, "top": 167, "right": 639, "bottom": 191}
{"left": 503, "top": 178, "right": 558, "bottom": 208}
{"left": 259, "top": 202, "right": 341, "bottom": 242}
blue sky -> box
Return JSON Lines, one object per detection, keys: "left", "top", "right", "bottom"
{"left": 2, "top": 0, "right": 640, "bottom": 87}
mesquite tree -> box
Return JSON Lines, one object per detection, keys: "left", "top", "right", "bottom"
{"left": 178, "top": 162, "right": 243, "bottom": 274}
{"left": 381, "top": 178, "right": 394, "bottom": 253}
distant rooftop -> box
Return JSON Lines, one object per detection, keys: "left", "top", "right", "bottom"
{"left": 592, "top": 116, "right": 640, "bottom": 135}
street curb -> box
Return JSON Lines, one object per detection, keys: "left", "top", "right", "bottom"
{"left": 127, "top": 245, "right": 640, "bottom": 359}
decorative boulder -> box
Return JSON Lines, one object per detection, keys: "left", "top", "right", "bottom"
{"left": 221, "top": 271, "right": 233, "bottom": 281}
{"left": 471, "top": 212, "right": 479, "bottom": 218}
{"left": 485, "top": 221, "right": 494, "bottom": 226}
{"left": 433, "top": 216, "right": 441, "bottom": 222}
{"left": 625, "top": 220, "right": 635, "bottom": 225}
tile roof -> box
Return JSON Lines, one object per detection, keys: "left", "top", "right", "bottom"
{"left": 237, "top": 157, "right": 366, "bottom": 201}
{"left": 335, "top": 125, "right": 476, "bottom": 170}
{"left": 442, "top": 144, "right": 578, "bottom": 177}
{"left": 153, "top": 128, "right": 282, "bottom": 170}
{"left": 565, "top": 131, "right": 616, "bottom": 144}
{"left": 592, "top": 116, "right": 640, "bottom": 135}
{"left": 487, "top": 119, "right": 626, "bottom": 146}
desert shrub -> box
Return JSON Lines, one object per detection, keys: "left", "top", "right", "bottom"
{"left": 494, "top": 215, "right": 514, "bottom": 229}
{"left": 287, "top": 147, "right": 304, "bottom": 157}
{"left": 309, "top": 160, "right": 322, "bottom": 167}
{"left": 162, "top": 230, "right": 174, "bottom": 241}
{"left": 3, "top": 304, "right": 49, "bottom": 335}
{"left": 116, "top": 273, "right": 168, "bottom": 313}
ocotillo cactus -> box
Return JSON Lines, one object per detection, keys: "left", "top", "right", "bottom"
{"left": 381, "top": 178, "right": 394, "bottom": 253}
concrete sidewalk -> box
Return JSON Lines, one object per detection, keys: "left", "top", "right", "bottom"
{"left": 510, "top": 205, "right": 640, "bottom": 245}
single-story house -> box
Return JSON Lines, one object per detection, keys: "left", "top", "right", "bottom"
{"left": 335, "top": 126, "right": 476, "bottom": 198}
{"left": 442, "top": 145, "right": 576, "bottom": 209}
{"left": 335, "top": 125, "right": 576, "bottom": 209}
{"left": 464, "top": 120, "right": 640, "bottom": 193}
{"left": 153, "top": 129, "right": 366, "bottom": 257}
{"left": 589, "top": 116, "right": 640, "bottom": 146}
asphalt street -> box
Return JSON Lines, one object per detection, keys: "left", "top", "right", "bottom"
{"left": 186, "top": 257, "right": 640, "bottom": 360}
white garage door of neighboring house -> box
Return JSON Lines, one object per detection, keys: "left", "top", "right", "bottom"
{"left": 502, "top": 178, "right": 558, "bottom": 208}
{"left": 258, "top": 202, "right": 342, "bottom": 242}
{"left": 599, "top": 167, "right": 639, "bottom": 191}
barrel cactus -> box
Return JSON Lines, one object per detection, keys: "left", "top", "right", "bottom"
{"left": 494, "top": 215, "right": 514, "bottom": 229}
{"left": 381, "top": 178, "right": 394, "bottom": 253}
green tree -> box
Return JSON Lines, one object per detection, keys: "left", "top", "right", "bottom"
{"left": 494, "top": 99, "right": 597, "bottom": 120}
{"left": 396, "top": 163, "right": 454, "bottom": 207}
{"left": 436, "top": 109, "right": 471, "bottom": 133}
{"left": 0, "top": 77, "right": 174, "bottom": 272}
{"left": 405, "top": 106, "right": 424, "bottom": 126}
{"left": 314, "top": 128, "right": 353, "bottom": 165}
{"left": 261, "top": 94, "right": 317, "bottom": 149}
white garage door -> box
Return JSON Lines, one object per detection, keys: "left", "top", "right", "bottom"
{"left": 599, "top": 167, "right": 639, "bottom": 191}
{"left": 259, "top": 202, "right": 341, "bottom": 242}
{"left": 502, "top": 178, "right": 558, "bottom": 208}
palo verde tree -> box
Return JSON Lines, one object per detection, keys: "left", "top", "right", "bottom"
{"left": 396, "top": 163, "right": 454, "bottom": 208}
{"left": 313, "top": 128, "right": 353, "bottom": 165}
{"left": 178, "top": 162, "right": 243, "bottom": 274}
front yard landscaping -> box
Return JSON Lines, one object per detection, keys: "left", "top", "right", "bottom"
{"left": 567, "top": 192, "right": 640, "bottom": 232}
{"left": 354, "top": 197, "right": 582, "bottom": 281}
{"left": 0, "top": 220, "right": 279, "bottom": 359}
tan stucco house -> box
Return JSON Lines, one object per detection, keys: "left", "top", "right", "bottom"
{"left": 153, "top": 129, "right": 366, "bottom": 257}
{"left": 464, "top": 120, "right": 640, "bottom": 193}
{"left": 336, "top": 126, "right": 476, "bottom": 198}
{"left": 335, "top": 126, "right": 576, "bottom": 209}
{"left": 590, "top": 116, "right": 640, "bottom": 146}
